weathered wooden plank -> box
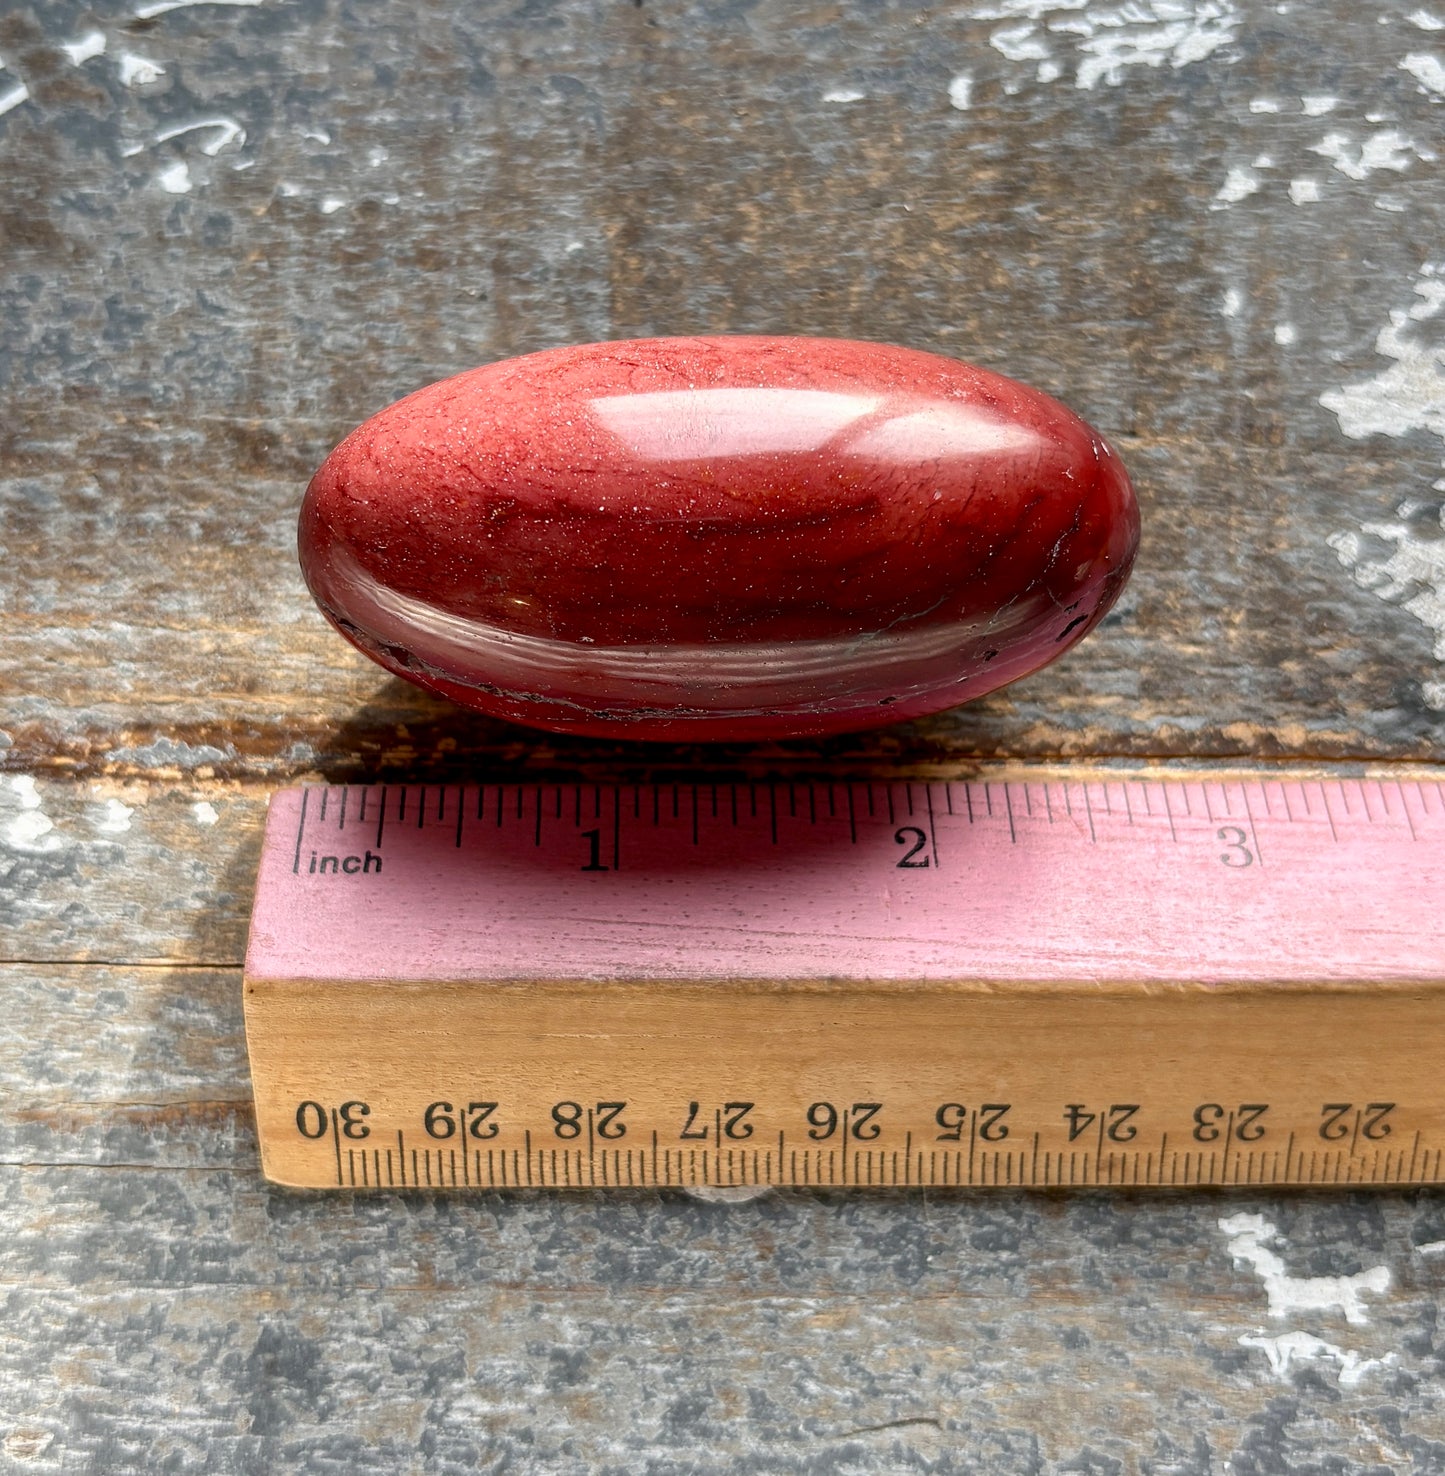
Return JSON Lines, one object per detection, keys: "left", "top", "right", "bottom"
{"left": 2, "top": 0, "right": 1444, "bottom": 776}
{"left": 0, "top": 779, "right": 262, "bottom": 965}
{"left": 1, "top": 1187, "right": 1443, "bottom": 1472}
{"left": 0, "top": 0, "right": 1440, "bottom": 445}
{"left": 0, "top": 963, "right": 248, "bottom": 1171}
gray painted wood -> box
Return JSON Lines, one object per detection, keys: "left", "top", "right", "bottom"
{"left": 3, "top": 0, "right": 1445, "bottom": 1469}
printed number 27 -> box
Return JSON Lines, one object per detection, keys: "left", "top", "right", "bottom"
{"left": 1217, "top": 826, "right": 1254, "bottom": 868}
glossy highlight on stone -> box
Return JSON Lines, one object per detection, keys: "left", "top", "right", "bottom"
{"left": 299, "top": 336, "right": 1139, "bottom": 740}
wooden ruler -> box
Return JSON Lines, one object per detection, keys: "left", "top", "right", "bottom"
{"left": 244, "top": 774, "right": 1445, "bottom": 1189}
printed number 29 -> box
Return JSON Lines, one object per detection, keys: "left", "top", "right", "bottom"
{"left": 1217, "top": 827, "right": 1254, "bottom": 868}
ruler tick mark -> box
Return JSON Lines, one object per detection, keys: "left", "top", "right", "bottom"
{"left": 1320, "top": 782, "right": 1339, "bottom": 842}
{"left": 1241, "top": 786, "right": 1265, "bottom": 868}
{"left": 293, "top": 788, "right": 309, "bottom": 874}
{"left": 1399, "top": 780, "right": 1419, "bottom": 842}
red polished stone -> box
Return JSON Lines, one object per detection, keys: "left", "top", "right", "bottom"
{"left": 299, "top": 336, "right": 1139, "bottom": 740}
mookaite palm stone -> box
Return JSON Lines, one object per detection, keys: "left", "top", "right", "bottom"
{"left": 299, "top": 337, "right": 1139, "bottom": 740}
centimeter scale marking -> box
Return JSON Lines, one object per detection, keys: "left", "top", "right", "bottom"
{"left": 244, "top": 775, "right": 1445, "bottom": 1190}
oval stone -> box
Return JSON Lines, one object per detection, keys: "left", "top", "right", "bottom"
{"left": 299, "top": 336, "right": 1139, "bottom": 740}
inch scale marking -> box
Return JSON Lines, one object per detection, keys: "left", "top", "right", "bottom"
{"left": 244, "top": 774, "right": 1445, "bottom": 1190}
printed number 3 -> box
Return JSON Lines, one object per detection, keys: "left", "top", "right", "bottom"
{"left": 1217, "top": 826, "right": 1254, "bottom": 868}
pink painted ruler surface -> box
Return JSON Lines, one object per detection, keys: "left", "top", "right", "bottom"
{"left": 246, "top": 777, "right": 1445, "bottom": 984}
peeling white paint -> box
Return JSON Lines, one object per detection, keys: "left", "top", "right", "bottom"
{"left": 1213, "top": 164, "right": 1261, "bottom": 207}
{"left": 191, "top": 801, "right": 219, "bottom": 826}
{"left": 134, "top": 0, "right": 263, "bottom": 16}
{"left": 1300, "top": 93, "right": 1338, "bottom": 115}
{"left": 1321, "top": 264, "right": 1445, "bottom": 443}
{"left": 367, "top": 145, "right": 388, "bottom": 167}
{"left": 1310, "top": 128, "right": 1432, "bottom": 179}
{"left": 1288, "top": 176, "right": 1322, "bottom": 204}
{"left": 1374, "top": 194, "right": 1409, "bottom": 212}
{"left": 0, "top": 82, "right": 30, "bottom": 119}
{"left": 1239, "top": 1331, "right": 1398, "bottom": 1388}
{"left": 947, "top": 73, "right": 973, "bottom": 109}
{"left": 301, "top": 126, "right": 331, "bottom": 143}
{"left": 1219, "top": 1213, "right": 1390, "bottom": 1324}
{"left": 968, "top": 0, "right": 1239, "bottom": 91}
{"left": 106, "top": 736, "right": 235, "bottom": 769}
{"left": 60, "top": 31, "right": 107, "bottom": 65}
{"left": 118, "top": 52, "right": 166, "bottom": 87}
{"left": 822, "top": 88, "right": 865, "bottom": 103}
{"left": 92, "top": 798, "right": 134, "bottom": 834}
{"left": 1402, "top": 51, "right": 1445, "bottom": 94}
{"left": 158, "top": 161, "right": 193, "bottom": 194}
{"left": 4, "top": 777, "right": 59, "bottom": 853}
{"left": 1408, "top": 9, "right": 1444, "bottom": 29}
{"left": 154, "top": 117, "right": 246, "bottom": 156}
{"left": 319, "top": 196, "right": 347, "bottom": 214}
{"left": 1249, "top": 97, "right": 1281, "bottom": 112}
{"left": 1274, "top": 322, "right": 1297, "bottom": 345}
{"left": 991, "top": 21, "right": 1050, "bottom": 61}
{"left": 1415, "top": 1238, "right": 1445, "bottom": 1255}
{"left": 1328, "top": 519, "right": 1445, "bottom": 697}
{"left": 1220, "top": 285, "right": 1244, "bottom": 318}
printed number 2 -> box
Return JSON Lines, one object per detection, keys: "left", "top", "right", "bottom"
{"left": 895, "top": 827, "right": 930, "bottom": 867}
{"left": 1217, "top": 826, "right": 1254, "bottom": 868}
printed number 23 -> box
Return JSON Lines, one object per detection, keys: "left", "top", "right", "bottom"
{"left": 1217, "top": 826, "right": 1254, "bottom": 868}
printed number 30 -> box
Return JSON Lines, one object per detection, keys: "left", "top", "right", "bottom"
{"left": 1217, "top": 826, "right": 1254, "bottom": 868}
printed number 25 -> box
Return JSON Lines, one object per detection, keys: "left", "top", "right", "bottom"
{"left": 1217, "top": 827, "right": 1254, "bottom": 868}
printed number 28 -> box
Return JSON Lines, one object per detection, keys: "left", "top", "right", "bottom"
{"left": 1217, "top": 827, "right": 1254, "bottom": 868}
